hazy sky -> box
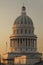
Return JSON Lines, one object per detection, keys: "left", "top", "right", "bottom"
{"left": 0, "top": 0, "right": 43, "bottom": 55}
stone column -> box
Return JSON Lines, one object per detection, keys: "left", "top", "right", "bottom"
{"left": 17, "top": 38, "right": 19, "bottom": 48}
{"left": 33, "top": 39, "right": 37, "bottom": 51}
{"left": 22, "top": 38, "right": 23, "bottom": 49}
{"left": 19, "top": 38, "right": 22, "bottom": 51}
{"left": 30, "top": 39, "right": 32, "bottom": 51}
{"left": 24, "top": 38, "right": 26, "bottom": 51}
{"left": 27, "top": 38, "right": 28, "bottom": 49}
{"left": 32, "top": 39, "right": 33, "bottom": 49}
{"left": 26, "top": 38, "right": 28, "bottom": 51}
{"left": 26, "top": 38, "right": 27, "bottom": 50}
{"left": 29, "top": 39, "right": 30, "bottom": 49}
{"left": 25, "top": 38, "right": 26, "bottom": 49}
{"left": 16, "top": 38, "right": 18, "bottom": 50}
{"left": 23, "top": 38, "right": 25, "bottom": 48}
{"left": 15, "top": 39, "right": 17, "bottom": 50}
{"left": 27, "top": 39, "right": 28, "bottom": 49}
{"left": 15, "top": 39, "right": 17, "bottom": 51}
{"left": 35, "top": 39, "right": 37, "bottom": 50}
{"left": 28, "top": 39, "right": 30, "bottom": 49}
{"left": 34, "top": 39, "right": 36, "bottom": 51}
{"left": 33, "top": 39, "right": 34, "bottom": 48}
{"left": 19, "top": 38, "right": 20, "bottom": 49}
{"left": 12, "top": 40, "right": 14, "bottom": 48}
{"left": 31, "top": 39, "right": 34, "bottom": 51}
{"left": 22, "top": 38, "right": 25, "bottom": 51}
{"left": 27, "top": 38, "right": 29, "bottom": 52}
{"left": 17, "top": 39, "right": 18, "bottom": 48}
{"left": 30, "top": 39, "right": 31, "bottom": 50}
{"left": 32, "top": 39, "right": 35, "bottom": 51}
{"left": 23, "top": 38, "right": 26, "bottom": 50}
{"left": 34, "top": 39, "right": 36, "bottom": 49}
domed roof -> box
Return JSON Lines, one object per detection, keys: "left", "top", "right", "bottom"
{"left": 14, "top": 15, "right": 33, "bottom": 25}
{"left": 13, "top": 6, "right": 33, "bottom": 26}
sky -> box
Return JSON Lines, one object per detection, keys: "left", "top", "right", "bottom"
{"left": 0, "top": 0, "right": 43, "bottom": 55}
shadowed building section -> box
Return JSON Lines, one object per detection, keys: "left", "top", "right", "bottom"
{"left": 2, "top": 6, "right": 42, "bottom": 65}
{"left": 34, "top": 60, "right": 43, "bottom": 65}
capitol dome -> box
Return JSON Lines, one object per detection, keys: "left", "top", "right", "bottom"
{"left": 9, "top": 5, "right": 37, "bottom": 53}
{"left": 13, "top": 6, "right": 33, "bottom": 26}
{"left": 12, "top": 6, "right": 34, "bottom": 36}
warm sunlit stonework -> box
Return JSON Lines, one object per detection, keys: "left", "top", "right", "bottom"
{"left": 3, "top": 6, "right": 42, "bottom": 65}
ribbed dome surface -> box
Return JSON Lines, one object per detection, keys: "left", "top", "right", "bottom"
{"left": 13, "top": 15, "right": 33, "bottom": 26}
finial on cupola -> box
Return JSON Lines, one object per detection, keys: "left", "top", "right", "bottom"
{"left": 21, "top": 3, "right": 26, "bottom": 15}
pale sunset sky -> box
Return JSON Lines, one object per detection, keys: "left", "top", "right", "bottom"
{"left": 0, "top": 0, "right": 43, "bottom": 55}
